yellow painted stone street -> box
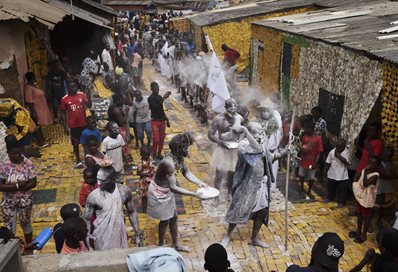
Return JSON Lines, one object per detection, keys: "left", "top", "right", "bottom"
{"left": 4, "top": 61, "right": 375, "bottom": 271}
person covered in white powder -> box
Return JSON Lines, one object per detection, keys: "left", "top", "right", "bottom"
{"left": 84, "top": 167, "right": 143, "bottom": 250}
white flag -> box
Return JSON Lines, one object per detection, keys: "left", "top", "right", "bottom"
{"left": 160, "top": 41, "right": 168, "bottom": 55}
{"left": 205, "top": 35, "right": 230, "bottom": 113}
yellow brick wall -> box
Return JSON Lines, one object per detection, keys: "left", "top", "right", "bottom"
{"left": 171, "top": 18, "right": 190, "bottom": 33}
{"left": 201, "top": 7, "right": 316, "bottom": 72}
{"left": 251, "top": 24, "right": 283, "bottom": 94}
{"left": 24, "top": 31, "right": 48, "bottom": 90}
{"left": 381, "top": 62, "right": 398, "bottom": 167}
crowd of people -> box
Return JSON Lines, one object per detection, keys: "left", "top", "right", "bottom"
{"left": 0, "top": 9, "right": 397, "bottom": 272}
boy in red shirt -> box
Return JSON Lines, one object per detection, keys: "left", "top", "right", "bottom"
{"left": 299, "top": 120, "right": 324, "bottom": 199}
{"left": 355, "top": 122, "right": 384, "bottom": 177}
{"left": 79, "top": 169, "right": 99, "bottom": 207}
{"left": 60, "top": 80, "right": 91, "bottom": 168}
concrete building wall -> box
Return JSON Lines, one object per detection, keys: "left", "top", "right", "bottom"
{"left": 0, "top": 22, "right": 29, "bottom": 104}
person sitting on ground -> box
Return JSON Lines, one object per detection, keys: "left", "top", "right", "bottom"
{"left": 350, "top": 227, "right": 398, "bottom": 272}
{"left": 84, "top": 135, "right": 110, "bottom": 176}
{"left": 80, "top": 116, "right": 103, "bottom": 152}
{"left": 137, "top": 145, "right": 155, "bottom": 213}
{"left": 324, "top": 139, "right": 350, "bottom": 208}
{"left": 204, "top": 243, "right": 235, "bottom": 272}
{"left": 350, "top": 156, "right": 380, "bottom": 243}
{"left": 53, "top": 203, "right": 81, "bottom": 254}
{"left": 286, "top": 232, "right": 344, "bottom": 272}
{"left": 101, "top": 122, "right": 127, "bottom": 184}
{"left": 60, "top": 79, "right": 92, "bottom": 168}
{"left": 79, "top": 169, "right": 99, "bottom": 207}
{"left": 298, "top": 120, "right": 324, "bottom": 199}
{"left": 0, "top": 98, "right": 42, "bottom": 158}
{"left": 60, "top": 217, "right": 89, "bottom": 254}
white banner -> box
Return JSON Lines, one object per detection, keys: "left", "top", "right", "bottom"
{"left": 205, "top": 35, "right": 230, "bottom": 113}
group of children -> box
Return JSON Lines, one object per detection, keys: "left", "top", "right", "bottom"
{"left": 291, "top": 107, "right": 397, "bottom": 246}
{"left": 78, "top": 114, "right": 155, "bottom": 214}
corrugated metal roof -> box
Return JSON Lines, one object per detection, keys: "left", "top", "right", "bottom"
{"left": 0, "top": 0, "right": 67, "bottom": 28}
{"left": 105, "top": 0, "right": 152, "bottom": 6}
{"left": 81, "top": 0, "right": 119, "bottom": 16}
{"left": 188, "top": 0, "right": 381, "bottom": 27}
{"left": 253, "top": 1, "right": 398, "bottom": 64}
{"left": 43, "top": 0, "right": 113, "bottom": 29}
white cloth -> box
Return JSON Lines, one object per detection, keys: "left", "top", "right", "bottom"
{"left": 126, "top": 247, "right": 187, "bottom": 272}
{"left": 326, "top": 148, "right": 349, "bottom": 181}
{"left": 101, "top": 135, "right": 125, "bottom": 173}
{"left": 92, "top": 185, "right": 128, "bottom": 250}
{"left": 205, "top": 35, "right": 230, "bottom": 113}
{"left": 211, "top": 145, "right": 238, "bottom": 172}
{"left": 147, "top": 181, "right": 176, "bottom": 221}
{"left": 101, "top": 48, "right": 114, "bottom": 72}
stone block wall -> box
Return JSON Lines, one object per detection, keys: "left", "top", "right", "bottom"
{"left": 290, "top": 40, "right": 383, "bottom": 145}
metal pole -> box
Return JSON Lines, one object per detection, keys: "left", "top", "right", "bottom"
{"left": 284, "top": 107, "right": 296, "bottom": 250}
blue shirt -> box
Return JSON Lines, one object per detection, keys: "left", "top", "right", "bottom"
{"left": 80, "top": 128, "right": 103, "bottom": 145}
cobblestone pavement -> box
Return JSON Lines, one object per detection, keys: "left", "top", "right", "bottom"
{"left": 8, "top": 60, "right": 375, "bottom": 271}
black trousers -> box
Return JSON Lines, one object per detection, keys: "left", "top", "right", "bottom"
{"left": 327, "top": 179, "right": 348, "bottom": 204}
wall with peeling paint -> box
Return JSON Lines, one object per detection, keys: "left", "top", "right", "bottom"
{"left": 0, "top": 21, "right": 29, "bottom": 104}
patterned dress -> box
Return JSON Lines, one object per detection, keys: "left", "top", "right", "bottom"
{"left": 137, "top": 159, "right": 155, "bottom": 197}
{"left": 79, "top": 57, "right": 97, "bottom": 92}
{"left": 0, "top": 156, "right": 36, "bottom": 232}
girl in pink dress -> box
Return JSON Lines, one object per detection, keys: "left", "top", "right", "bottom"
{"left": 24, "top": 72, "right": 53, "bottom": 146}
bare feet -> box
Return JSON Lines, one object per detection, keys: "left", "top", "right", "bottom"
{"left": 248, "top": 238, "right": 269, "bottom": 248}
{"left": 221, "top": 235, "right": 231, "bottom": 248}
{"left": 174, "top": 244, "right": 190, "bottom": 252}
